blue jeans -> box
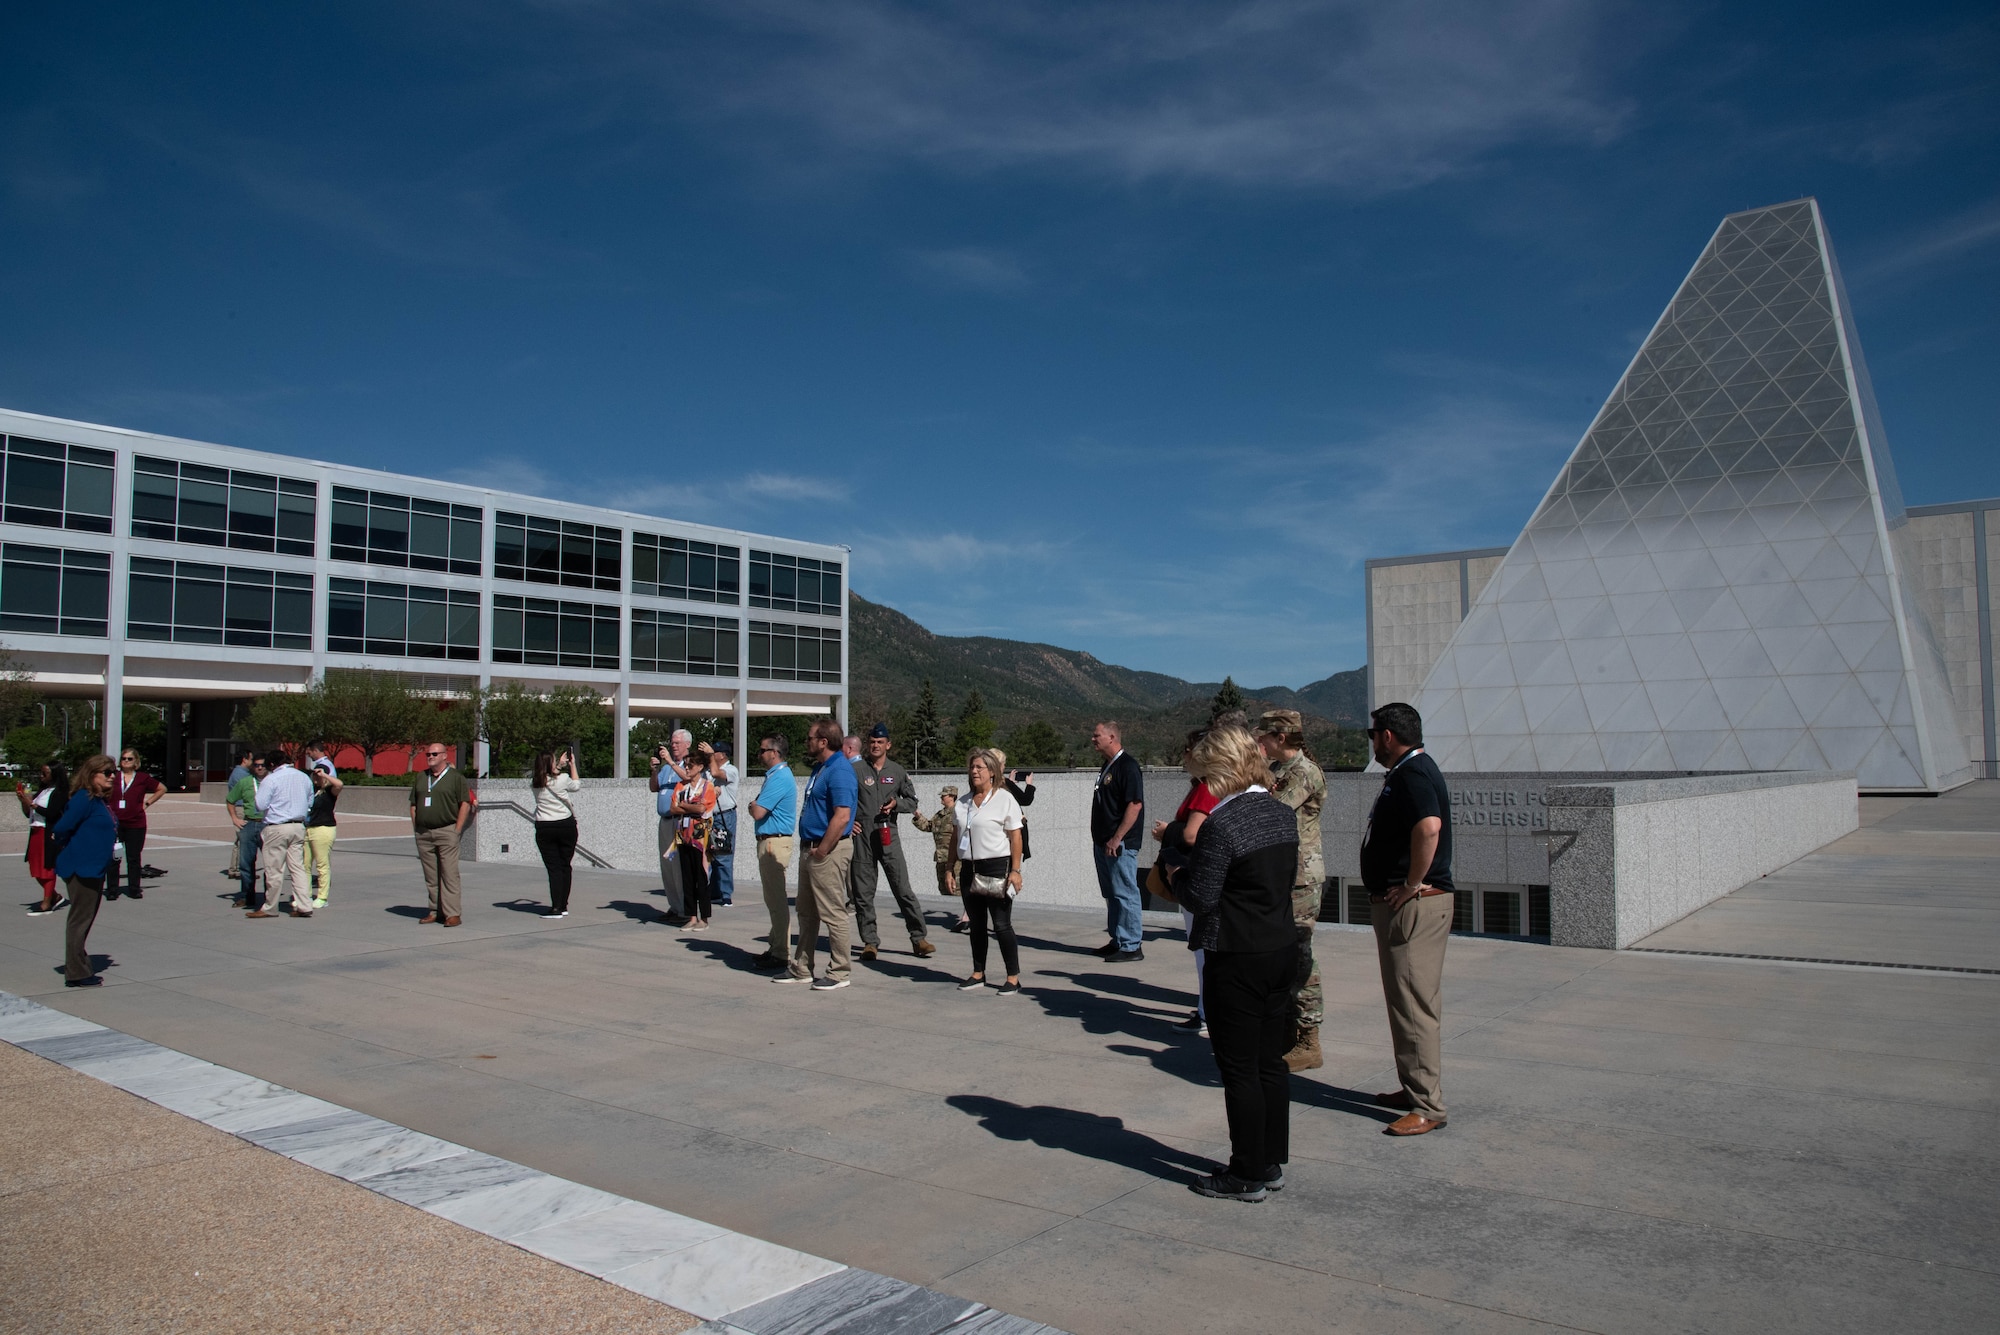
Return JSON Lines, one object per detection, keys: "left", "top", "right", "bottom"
{"left": 236, "top": 820, "right": 265, "bottom": 892}
{"left": 1094, "top": 844, "right": 1142, "bottom": 951}
{"left": 713, "top": 810, "right": 738, "bottom": 904}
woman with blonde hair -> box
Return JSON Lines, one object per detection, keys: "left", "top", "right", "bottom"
{"left": 1179, "top": 725, "right": 1299, "bottom": 1202}
{"left": 952, "top": 747, "right": 1025, "bottom": 995}
{"left": 47, "top": 754, "right": 120, "bottom": 988}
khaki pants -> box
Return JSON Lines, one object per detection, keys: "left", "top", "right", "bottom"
{"left": 416, "top": 826, "right": 462, "bottom": 919}
{"left": 260, "top": 822, "right": 309, "bottom": 909}
{"left": 306, "top": 826, "right": 336, "bottom": 902}
{"left": 1373, "top": 894, "right": 1453, "bottom": 1120}
{"left": 790, "top": 837, "right": 853, "bottom": 982}
{"left": 757, "top": 835, "right": 795, "bottom": 960}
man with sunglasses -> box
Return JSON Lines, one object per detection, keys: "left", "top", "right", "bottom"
{"left": 107, "top": 747, "right": 164, "bottom": 899}
{"left": 746, "top": 735, "right": 799, "bottom": 969}
{"left": 409, "top": 742, "right": 471, "bottom": 926}
{"left": 1360, "top": 702, "right": 1455, "bottom": 1137}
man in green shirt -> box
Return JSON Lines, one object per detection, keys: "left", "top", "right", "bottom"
{"left": 409, "top": 741, "right": 471, "bottom": 926}
{"left": 225, "top": 755, "right": 267, "bottom": 907}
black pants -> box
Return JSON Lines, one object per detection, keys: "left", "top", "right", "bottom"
{"left": 1203, "top": 945, "right": 1297, "bottom": 1176}
{"left": 64, "top": 875, "right": 104, "bottom": 982}
{"left": 960, "top": 858, "right": 1019, "bottom": 977}
{"left": 109, "top": 826, "right": 144, "bottom": 894}
{"left": 534, "top": 817, "right": 577, "bottom": 913}
{"left": 680, "top": 845, "right": 711, "bottom": 921}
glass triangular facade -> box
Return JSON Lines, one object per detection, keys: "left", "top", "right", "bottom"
{"left": 1418, "top": 199, "right": 1973, "bottom": 791}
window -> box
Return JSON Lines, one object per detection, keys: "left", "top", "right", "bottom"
{"left": 491, "top": 595, "right": 619, "bottom": 669}
{"left": 748, "top": 620, "right": 840, "bottom": 682}
{"left": 0, "top": 544, "right": 109, "bottom": 637}
{"left": 494, "top": 512, "right": 620, "bottom": 591}
{"left": 330, "top": 487, "right": 481, "bottom": 573}
{"left": 4, "top": 436, "right": 116, "bottom": 534}
{"left": 632, "top": 609, "right": 739, "bottom": 675}
{"left": 127, "top": 559, "right": 311, "bottom": 649}
{"left": 749, "top": 551, "right": 841, "bottom": 616}
{"left": 130, "top": 457, "right": 315, "bottom": 555}
{"left": 328, "top": 578, "right": 478, "bottom": 660}
{"left": 632, "top": 534, "right": 739, "bottom": 603}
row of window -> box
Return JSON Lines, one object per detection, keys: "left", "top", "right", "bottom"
{"left": 134, "top": 457, "right": 317, "bottom": 556}
{"left": 2, "top": 439, "right": 840, "bottom": 606}
{"left": 0, "top": 547, "right": 838, "bottom": 678}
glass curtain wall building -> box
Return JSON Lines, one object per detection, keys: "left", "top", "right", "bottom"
{"left": 0, "top": 407, "right": 850, "bottom": 779}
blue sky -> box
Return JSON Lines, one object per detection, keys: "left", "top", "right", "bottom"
{"left": 4, "top": 2, "right": 1997, "bottom": 687}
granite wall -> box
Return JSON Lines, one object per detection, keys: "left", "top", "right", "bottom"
{"left": 1543, "top": 771, "right": 1857, "bottom": 949}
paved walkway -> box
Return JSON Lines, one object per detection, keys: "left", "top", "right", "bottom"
{"left": 0, "top": 1039, "right": 696, "bottom": 1335}
{"left": 3, "top": 795, "right": 1997, "bottom": 1333}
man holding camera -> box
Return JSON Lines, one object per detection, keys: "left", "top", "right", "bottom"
{"left": 648, "top": 728, "right": 698, "bottom": 917}
{"left": 849, "top": 722, "right": 935, "bottom": 960}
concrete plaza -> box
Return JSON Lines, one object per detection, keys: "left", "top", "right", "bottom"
{"left": 2, "top": 788, "right": 1996, "bottom": 1333}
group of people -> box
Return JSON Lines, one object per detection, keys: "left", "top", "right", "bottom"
{"left": 25, "top": 699, "right": 1460, "bottom": 1209}
{"left": 221, "top": 743, "right": 345, "bottom": 918}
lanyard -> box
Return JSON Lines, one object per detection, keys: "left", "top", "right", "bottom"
{"left": 1362, "top": 748, "right": 1425, "bottom": 848}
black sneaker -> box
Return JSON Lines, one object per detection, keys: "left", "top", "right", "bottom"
{"left": 995, "top": 980, "right": 1023, "bottom": 997}
{"left": 1105, "top": 949, "right": 1145, "bottom": 963}
{"left": 810, "top": 976, "right": 850, "bottom": 991}
{"left": 957, "top": 976, "right": 986, "bottom": 991}
{"left": 1261, "top": 1167, "right": 1286, "bottom": 1192}
{"left": 1094, "top": 940, "right": 1120, "bottom": 957}
{"left": 64, "top": 975, "right": 103, "bottom": 989}
{"left": 1189, "top": 1172, "right": 1267, "bottom": 1202}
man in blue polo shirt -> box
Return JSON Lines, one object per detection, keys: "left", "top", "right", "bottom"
{"left": 748, "top": 733, "right": 800, "bottom": 970}
{"left": 779, "top": 718, "right": 857, "bottom": 991}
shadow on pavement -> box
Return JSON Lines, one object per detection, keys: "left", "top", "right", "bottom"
{"left": 52, "top": 954, "right": 117, "bottom": 974}
{"left": 603, "top": 899, "right": 673, "bottom": 925}
{"left": 383, "top": 904, "right": 430, "bottom": 919}
{"left": 946, "top": 1093, "right": 1214, "bottom": 1184}
{"left": 679, "top": 937, "right": 787, "bottom": 973}
{"left": 860, "top": 954, "right": 964, "bottom": 986}
{"left": 492, "top": 898, "right": 552, "bottom": 915}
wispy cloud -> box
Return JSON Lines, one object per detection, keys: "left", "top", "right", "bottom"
{"left": 909, "top": 246, "right": 1030, "bottom": 292}
{"left": 1850, "top": 194, "right": 2000, "bottom": 288}
{"left": 445, "top": 456, "right": 851, "bottom": 524}
{"left": 570, "top": 0, "right": 1640, "bottom": 194}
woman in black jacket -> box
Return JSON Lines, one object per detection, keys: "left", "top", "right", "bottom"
{"left": 1180, "top": 724, "right": 1299, "bottom": 1202}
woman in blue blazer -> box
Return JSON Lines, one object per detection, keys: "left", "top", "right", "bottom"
{"left": 48, "top": 754, "right": 117, "bottom": 987}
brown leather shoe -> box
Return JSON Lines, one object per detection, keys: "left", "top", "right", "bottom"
{"left": 1374, "top": 1088, "right": 1415, "bottom": 1111}
{"left": 1384, "top": 1112, "right": 1446, "bottom": 1136}
{"left": 442, "top": 915, "right": 462, "bottom": 927}
{"left": 419, "top": 913, "right": 440, "bottom": 924}
{"left": 859, "top": 944, "right": 878, "bottom": 961}
{"left": 245, "top": 910, "right": 275, "bottom": 919}
{"left": 911, "top": 939, "right": 936, "bottom": 958}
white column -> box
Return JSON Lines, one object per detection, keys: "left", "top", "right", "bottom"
{"left": 614, "top": 679, "right": 631, "bottom": 780}
{"left": 732, "top": 687, "right": 748, "bottom": 772}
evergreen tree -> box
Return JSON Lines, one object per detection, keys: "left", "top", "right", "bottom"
{"left": 907, "top": 677, "right": 947, "bottom": 769}
{"left": 948, "top": 688, "right": 995, "bottom": 763}
{"left": 1209, "top": 676, "right": 1246, "bottom": 722}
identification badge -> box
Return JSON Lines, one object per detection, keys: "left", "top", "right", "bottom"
{"left": 117, "top": 799, "right": 127, "bottom": 809}
{"left": 424, "top": 796, "right": 432, "bottom": 807}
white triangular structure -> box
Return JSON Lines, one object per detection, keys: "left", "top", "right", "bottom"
{"left": 1417, "top": 199, "right": 1973, "bottom": 792}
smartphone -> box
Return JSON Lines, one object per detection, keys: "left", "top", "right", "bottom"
{"left": 1012, "top": 769, "right": 1030, "bottom": 782}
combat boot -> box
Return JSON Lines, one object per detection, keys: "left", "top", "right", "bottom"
{"left": 1283, "top": 1024, "right": 1323, "bottom": 1073}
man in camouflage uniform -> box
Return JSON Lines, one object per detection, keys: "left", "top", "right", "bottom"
{"left": 1258, "top": 709, "right": 1327, "bottom": 1072}
{"left": 910, "top": 786, "right": 960, "bottom": 896}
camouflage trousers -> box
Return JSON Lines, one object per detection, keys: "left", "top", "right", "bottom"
{"left": 1291, "top": 880, "right": 1323, "bottom": 1029}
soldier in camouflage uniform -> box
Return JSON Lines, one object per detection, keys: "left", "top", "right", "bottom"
{"left": 1258, "top": 709, "right": 1327, "bottom": 1072}
{"left": 910, "top": 786, "right": 961, "bottom": 897}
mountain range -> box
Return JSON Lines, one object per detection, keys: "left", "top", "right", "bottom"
{"left": 847, "top": 593, "right": 1367, "bottom": 764}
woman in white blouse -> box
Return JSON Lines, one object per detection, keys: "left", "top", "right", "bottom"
{"left": 952, "top": 748, "right": 1025, "bottom": 995}
{"left": 531, "top": 749, "right": 583, "bottom": 918}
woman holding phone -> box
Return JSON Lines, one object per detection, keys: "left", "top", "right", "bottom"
{"left": 532, "top": 748, "right": 583, "bottom": 918}
{"left": 18, "top": 762, "right": 69, "bottom": 915}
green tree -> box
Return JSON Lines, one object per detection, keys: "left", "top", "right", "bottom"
{"left": 122, "top": 702, "right": 167, "bottom": 762}
{"left": 323, "top": 670, "right": 427, "bottom": 775}
{"left": 1000, "top": 719, "right": 1065, "bottom": 767}
{"left": 906, "top": 678, "right": 946, "bottom": 770}
{"left": 242, "top": 689, "right": 320, "bottom": 752}
{"left": 948, "top": 689, "right": 995, "bottom": 764}
{"left": 475, "top": 683, "right": 607, "bottom": 778}
{"left": 0, "top": 643, "right": 38, "bottom": 735}
{"left": 1209, "top": 676, "right": 1246, "bottom": 723}
{"left": 3, "top": 724, "right": 58, "bottom": 771}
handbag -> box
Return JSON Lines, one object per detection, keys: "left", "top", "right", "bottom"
{"left": 967, "top": 871, "right": 1012, "bottom": 900}
{"left": 708, "top": 814, "right": 733, "bottom": 856}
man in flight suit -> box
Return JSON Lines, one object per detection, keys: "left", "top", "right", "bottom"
{"left": 849, "top": 723, "right": 936, "bottom": 960}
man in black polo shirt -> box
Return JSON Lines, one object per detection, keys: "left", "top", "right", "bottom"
{"left": 1359, "top": 702, "right": 1455, "bottom": 1137}
{"left": 1089, "top": 721, "right": 1146, "bottom": 962}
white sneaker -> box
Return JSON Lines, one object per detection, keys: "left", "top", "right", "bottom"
{"left": 312, "top": 897, "right": 328, "bottom": 909}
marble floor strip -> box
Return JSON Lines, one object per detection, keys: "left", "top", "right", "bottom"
{"left": 0, "top": 989, "right": 1069, "bottom": 1333}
